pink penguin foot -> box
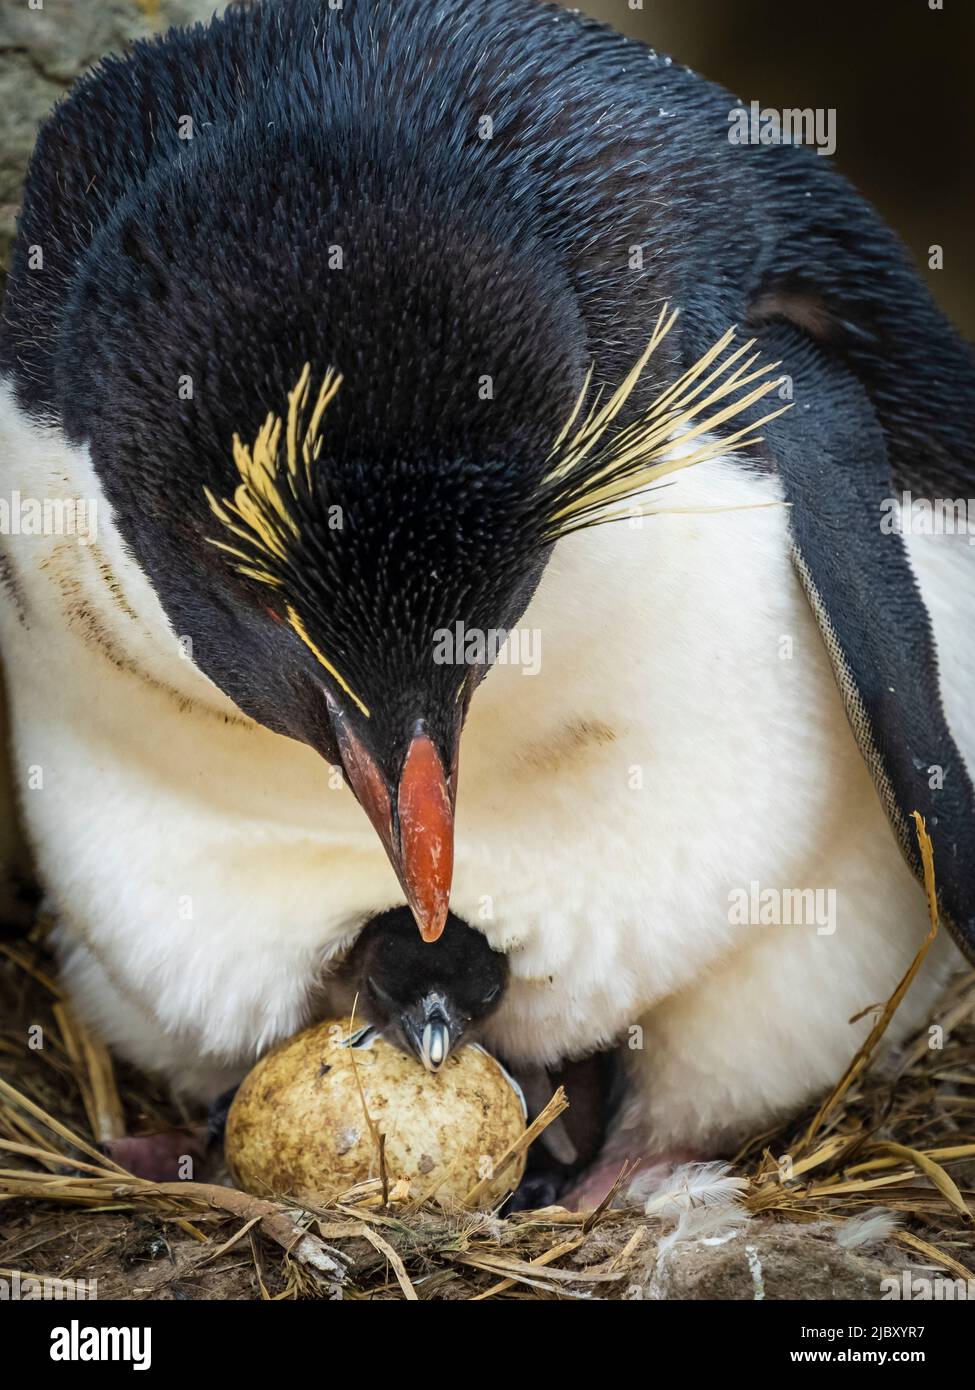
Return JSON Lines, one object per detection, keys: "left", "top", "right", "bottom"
{"left": 102, "top": 1127, "right": 209, "bottom": 1182}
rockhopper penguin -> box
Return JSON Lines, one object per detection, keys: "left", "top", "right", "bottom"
{"left": 1, "top": 0, "right": 973, "bottom": 1202}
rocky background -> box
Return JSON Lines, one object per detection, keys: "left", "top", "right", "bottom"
{"left": 0, "top": 1, "right": 236, "bottom": 269}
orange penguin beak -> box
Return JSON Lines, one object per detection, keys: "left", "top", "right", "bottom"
{"left": 331, "top": 712, "right": 455, "bottom": 943}
{"left": 395, "top": 731, "right": 455, "bottom": 941}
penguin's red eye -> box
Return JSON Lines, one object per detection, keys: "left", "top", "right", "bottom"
{"left": 266, "top": 606, "right": 283, "bottom": 625}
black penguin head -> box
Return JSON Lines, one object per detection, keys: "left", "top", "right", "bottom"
{"left": 344, "top": 908, "right": 508, "bottom": 1071}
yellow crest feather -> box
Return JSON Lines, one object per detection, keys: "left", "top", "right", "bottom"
{"left": 204, "top": 363, "right": 343, "bottom": 584}
{"left": 205, "top": 365, "right": 370, "bottom": 716}
{"left": 542, "top": 304, "right": 791, "bottom": 539}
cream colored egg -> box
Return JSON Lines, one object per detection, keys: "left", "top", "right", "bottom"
{"left": 226, "top": 1018, "right": 526, "bottom": 1208}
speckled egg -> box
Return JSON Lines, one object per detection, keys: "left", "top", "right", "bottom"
{"left": 225, "top": 1018, "right": 526, "bottom": 1208}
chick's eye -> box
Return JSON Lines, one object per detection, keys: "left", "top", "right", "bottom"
{"left": 481, "top": 984, "right": 500, "bottom": 1005}
{"left": 366, "top": 975, "right": 393, "bottom": 1007}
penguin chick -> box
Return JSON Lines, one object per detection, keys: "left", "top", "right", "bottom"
{"left": 337, "top": 908, "right": 508, "bottom": 1072}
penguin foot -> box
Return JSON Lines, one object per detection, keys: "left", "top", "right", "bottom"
{"left": 101, "top": 1127, "right": 209, "bottom": 1183}
{"left": 99, "top": 1085, "right": 240, "bottom": 1183}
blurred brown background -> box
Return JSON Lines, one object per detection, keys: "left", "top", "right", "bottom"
{"left": 581, "top": 0, "right": 974, "bottom": 334}
{"left": 0, "top": 0, "right": 972, "bottom": 917}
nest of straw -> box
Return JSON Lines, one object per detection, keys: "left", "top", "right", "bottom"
{"left": 1, "top": 822, "right": 973, "bottom": 1300}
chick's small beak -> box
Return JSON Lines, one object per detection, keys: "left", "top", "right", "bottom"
{"left": 408, "top": 994, "right": 457, "bottom": 1073}
{"left": 331, "top": 710, "right": 455, "bottom": 944}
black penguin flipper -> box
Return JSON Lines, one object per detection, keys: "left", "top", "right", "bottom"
{"left": 754, "top": 324, "right": 975, "bottom": 963}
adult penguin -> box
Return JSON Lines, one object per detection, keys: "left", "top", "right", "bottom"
{"left": 0, "top": 0, "right": 971, "bottom": 1197}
